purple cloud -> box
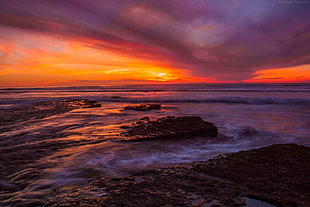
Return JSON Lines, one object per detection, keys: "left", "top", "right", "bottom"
{"left": 0, "top": 0, "right": 309, "bottom": 81}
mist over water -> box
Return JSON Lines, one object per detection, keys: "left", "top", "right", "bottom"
{"left": 0, "top": 83, "right": 310, "bottom": 206}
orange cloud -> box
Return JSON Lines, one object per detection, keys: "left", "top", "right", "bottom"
{"left": 245, "top": 65, "right": 310, "bottom": 83}
{"left": 0, "top": 32, "right": 198, "bottom": 86}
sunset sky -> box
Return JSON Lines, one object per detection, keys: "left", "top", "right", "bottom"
{"left": 0, "top": 0, "right": 309, "bottom": 86}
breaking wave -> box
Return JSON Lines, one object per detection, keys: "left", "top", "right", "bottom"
{"left": 100, "top": 96, "right": 310, "bottom": 106}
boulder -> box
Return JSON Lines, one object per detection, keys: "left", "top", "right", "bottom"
{"left": 124, "top": 104, "right": 161, "bottom": 111}
{"left": 121, "top": 116, "right": 218, "bottom": 141}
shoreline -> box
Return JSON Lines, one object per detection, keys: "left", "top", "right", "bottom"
{"left": 0, "top": 99, "right": 102, "bottom": 127}
{"left": 44, "top": 143, "right": 310, "bottom": 207}
{"left": 1, "top": 98, "right": 309, "bottom": 206}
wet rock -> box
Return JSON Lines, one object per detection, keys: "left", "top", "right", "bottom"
{"left": 121, "top": 116, "right": 218, "bottom": 141}
{"left": 44, "top": 144, "right": 310, "bottom": 207}
{"left": 119, "top": 125, "right": 132, "bottom": 129}
{"left": 124, "top": 104, "right": 161, "bottom": 111}
{"left": 34, "top": 99, "right": 102, "bottom": 109}
{"left": 140, "top": 117, "right": 150, "bottom": 121}
{"left": 0, "top": 99, "right": 101, "bottom": 125}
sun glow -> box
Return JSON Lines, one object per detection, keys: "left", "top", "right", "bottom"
{"left": 0, "top": 31, "right": 189, "bottom": 86}
{"left": 1, "top": 26, "right": 308, "bottom": 86}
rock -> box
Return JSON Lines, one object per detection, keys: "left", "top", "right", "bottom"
{"left": 121, "top": 116, "right": 218, "bottom": 141}
{"left": 0, "top": 99, "right": 101, "bottom": 125}
{"left": 119, "top": 125, "right": 131, "bottom": 129}
{"left": 34, "top": 99, "right": 102, "bottom": 109}
{"left": 124, "top": 104, "right": 161, "bottom": 111}
{"left": 44, "top": 144, "right": 310, "bottom": 207}
{"left": 140, "top": 117, "right": 150, "bottom": 121}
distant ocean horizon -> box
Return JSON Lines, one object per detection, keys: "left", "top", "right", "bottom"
{"left": 1, "top": 82, "right": 310, "bottom": 108}
{"left": 1, "top": 82, "right": 310, "bottom": 88}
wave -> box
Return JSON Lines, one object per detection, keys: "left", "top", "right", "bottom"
{"left": 1, "top": 89, "right": 310, "bottom": 94}
{"left": 177, "top": 89, "right": 310, "bottom": 92}
{"left": 1, "top": 83, "right": 310, "bottom": 93}
{"left": 1, "top": 96, "right": 309, "bottom": 110}
{"left": 99, "top": 96, "right": 310, "bottom": 105}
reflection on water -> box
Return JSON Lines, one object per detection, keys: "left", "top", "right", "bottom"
{"left": 1, "top": 85, "right": 310, "bottom": 206}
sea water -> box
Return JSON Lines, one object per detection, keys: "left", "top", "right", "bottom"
{"left": 0, "top": 83, "right": 309, "bottom": 206}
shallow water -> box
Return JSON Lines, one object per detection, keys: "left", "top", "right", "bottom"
{"left": 243, "top": 197, "right": 276, "bottom": 207}
{"left": 0, "top": 83, "right": 309, "bottom": 206}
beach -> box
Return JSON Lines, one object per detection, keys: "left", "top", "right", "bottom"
{"left": 0, "top": 83, "right": 310, "bottom": 206}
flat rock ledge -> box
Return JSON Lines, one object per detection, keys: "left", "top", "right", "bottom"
{"left": 0, "top": 99, "right": 101, "bottom": 125}
{"left": 121, "top": 116, "right": 218, "bottom": 141}
{"left": 33, "top": 99, "right": 102, "bottom": 110}
{"left": 124, "top": 104, "right": 161, "bottom": 111}
{"left": 44, "top": 144, "right": 310, "bottom": 207}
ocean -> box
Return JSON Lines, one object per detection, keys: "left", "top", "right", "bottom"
{"left": 1, "top": 83, "right": 310, "bottom": 206}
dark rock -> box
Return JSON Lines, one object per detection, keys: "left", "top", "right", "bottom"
{"left": 140, "top": 117, "right": 150, "bottom": 121}
{"left": 34, "top": 99, "right": 102, "bottom": 109}
{"left": 121, "top": 116, "right": 218, "bottom": 141}
{"left": 119, "top": 125, "right": 131, "bottom": 129}
{"left": 124, "top": 104, "right": 161, "bottom": 111}
{"left": 0, "top": 99, "right": 101, "bottom": 125}
{"left": 44, "top": 144, "right": 310, "bottom": 207}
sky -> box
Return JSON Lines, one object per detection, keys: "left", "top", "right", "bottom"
{"left": 0, "top": 0, "right": 309, "bottom": 86}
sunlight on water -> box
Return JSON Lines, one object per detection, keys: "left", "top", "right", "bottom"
{"left": 0, "top": 84, "right": 309, "bottom": 206}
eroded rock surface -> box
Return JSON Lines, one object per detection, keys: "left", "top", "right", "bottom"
{"left": 124, "top": 104, "right": 161, "bottom": 111}
{"left": 33, "top": 99, "right": 102, "bottom": 109}
{"left": 121, "top": 116, "right": 218, "bottom": 141}
{"left": 0, "top": 99, "right": 101, "bottom": 125}
{"left": 44, "top": 144, "right": 310, "bottom": 207}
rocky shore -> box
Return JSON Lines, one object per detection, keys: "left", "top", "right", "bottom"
{"left": 44, "top": 144, "right": 310, "bottom": 207}
{"left": 0, "top": 99, "right": 101, "bottom": 126}
{"left": 1, "top": 101, "right": 309, "bottom": 207}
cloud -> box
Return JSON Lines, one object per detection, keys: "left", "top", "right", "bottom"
{"left": 246, "top": 64, "right": 310, "bottom": 82}
{"left": 0, "top": 0, "right": 309, "bottom": 82}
